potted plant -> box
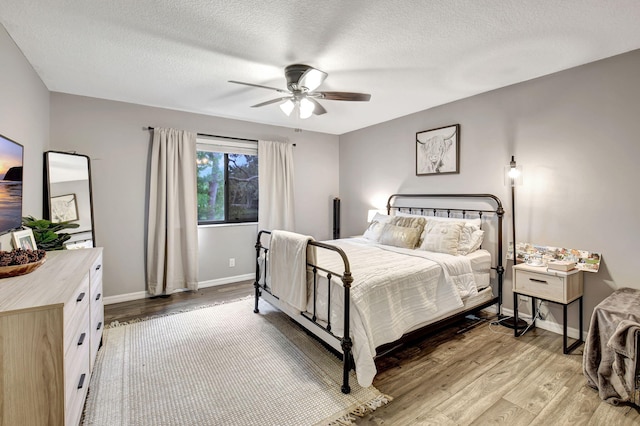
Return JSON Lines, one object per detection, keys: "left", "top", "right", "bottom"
{"left": 21, "top": 216, "right": 80, "bottom": 251}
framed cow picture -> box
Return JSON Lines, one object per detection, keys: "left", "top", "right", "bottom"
{"left": 416, "top": 124, "right": 460, "bottom": 175}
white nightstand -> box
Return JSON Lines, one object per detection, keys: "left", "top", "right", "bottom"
{"left": 512, "top": 263, "right": 584, "bottom": 354}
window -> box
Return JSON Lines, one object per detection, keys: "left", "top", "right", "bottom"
{"left": 197, "top": 138, "right": 258, "bottom": 224}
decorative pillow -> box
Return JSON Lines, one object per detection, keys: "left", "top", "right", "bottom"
{"left": 395, "top": 212, "right": 479, "bottom": 248}
{"left": 458, "top": 225, "right": 485, "bottom": 255}
{"left": 422, "top": 214, "right": 481, "bottom": 228}
{"left": 388, "top": 216, "right": 426, "bottom": 248}
{"left": 379, "top": 223, "right": 422, "bottom": 249}
{"left": 371, "top": 212, "right": 392, "bottom": 224}
{"left": 419, "top": 220, "right": 464, "bottom": 255}
{"left": 363, "top": 220, "right": 386, "bottom": 242}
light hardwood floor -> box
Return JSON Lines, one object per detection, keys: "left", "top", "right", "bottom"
{"left": 104, "top": 282, "right": 640, "bottom": 425}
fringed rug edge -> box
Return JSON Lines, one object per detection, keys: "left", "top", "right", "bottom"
{"left": 105, "top": 295, "right": 253, "bottom": 329}
{"left": 317, "top": 393, "right": 394, "bottom": 426}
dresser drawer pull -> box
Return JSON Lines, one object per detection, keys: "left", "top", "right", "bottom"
{"left": 95, "top": 264, "right": 102, "bottom": 271}
{"left": 77, "top": 373, "right": 86, "bottom": 390}
{"left": 95, "top": 293, "right": 102, "bottom": 301}
{"left": 77, "top": 332, "right": 86, "bottom": 346}
{"left": 529, "top": 278, "right": 548, "bottom": 284}
{"left": 76, "top": 292, "right": 86, "bottom": 303}
{"left": 97, "top": 321, "right": 103, "bottom": 331}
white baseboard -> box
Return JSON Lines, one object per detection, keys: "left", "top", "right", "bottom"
{"left": 499, "top": 307, "right": 584, "bottom": 340}
{"left": 103, "top": 273, "right": 254, "bottom": 305}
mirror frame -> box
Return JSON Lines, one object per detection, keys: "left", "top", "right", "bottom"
{"left": 43, "top": 151, "right": 96, "bottom": 247}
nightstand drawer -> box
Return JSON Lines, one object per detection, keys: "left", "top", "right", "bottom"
{"left": 514, "top": 269, "right": 565, "bottom": 302}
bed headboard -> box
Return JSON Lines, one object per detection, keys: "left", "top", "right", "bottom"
{"left": 386, "top": 193, "right": 505, "bottom": 313}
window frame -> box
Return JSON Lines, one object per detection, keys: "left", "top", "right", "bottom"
{"left": 196, "top": 137, "right": 258, "bottom": 225}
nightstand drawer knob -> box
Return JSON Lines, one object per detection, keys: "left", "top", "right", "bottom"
{"left": 529, "top": 278, "right": 548, "bottom": 284}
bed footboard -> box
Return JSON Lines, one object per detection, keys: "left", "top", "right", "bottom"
{"left": 254, "top": 230, "right": 354, "bottom": 394}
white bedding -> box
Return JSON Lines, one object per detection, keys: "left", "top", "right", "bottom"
{"left": 302, "top": 237, "right": 481, "bottom": 387}
{"left": 466, "top": 249, "right": 491, "bottom": 289}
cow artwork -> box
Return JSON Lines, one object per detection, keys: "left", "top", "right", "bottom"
{"left": 416, "top": 124, "right": 460, "bottom": 175}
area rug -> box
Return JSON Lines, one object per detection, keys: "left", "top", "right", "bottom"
{"left": 82, "top": 297, "right": 391, "bottom": 425}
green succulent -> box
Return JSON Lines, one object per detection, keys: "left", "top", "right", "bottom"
{"left": 21, "top": 216, "right": 80, "bottom": 251}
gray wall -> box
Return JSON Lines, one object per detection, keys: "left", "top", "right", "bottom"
{"left": 339, "top": 49, "right": 640, "bottom": 330}
{"left": 50, "top": 93, "right": 339, "bottom": 298}
{"left": 0, "top": 25, "right": 49, "bottom": 250}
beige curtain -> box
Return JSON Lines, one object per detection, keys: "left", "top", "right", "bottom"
{"left": 147, "top": 127, "right": 199, "bottom": 295}
{"left": 258, "top": 140, "right": 295, "bottom": 231}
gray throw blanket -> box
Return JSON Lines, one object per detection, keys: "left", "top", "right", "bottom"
{"left": 584, "top": 287, "right": 640, "bottom": 405}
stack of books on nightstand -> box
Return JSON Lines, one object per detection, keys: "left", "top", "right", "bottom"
{"left": 547, "top": 260, "right": 577, "bottom": 272}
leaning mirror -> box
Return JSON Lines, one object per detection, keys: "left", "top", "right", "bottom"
{"left": 43, "top": 151, "right": 95, "bottom": 248}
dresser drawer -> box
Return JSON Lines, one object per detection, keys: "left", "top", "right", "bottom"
{"left": 90, "top": 303, "right": 104, "bottom": 371}
{"left": 514, "top": 269, "right": 565, "bottom": 302}
{"left": 65, "top": 349, "right": 90, "bottom": 426}
{"left": 90, "top": 254, "right": 103, "bottom": 284}
{"left": 65, "top": 306, "right": 90, "bottom": 359}
{"left": 63, "top": 274, "right": 91, "bottom": 350}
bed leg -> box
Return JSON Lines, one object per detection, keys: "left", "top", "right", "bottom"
{"left": 253, "top": 283, "right": 260, "bottom": 313}
{"left": 341, "top": 337, "right": 352, "bottom": 394}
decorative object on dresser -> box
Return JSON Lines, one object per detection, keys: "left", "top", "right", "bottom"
{"left": 10, "top": 227, "right": 37, "bottom": 250}
{"left": 0, "top": 248, "right": 103, "bottom": 426}
{"left": 21, "top": 216, "right": 80, "bottom": 251}
{"left": 0, "top": 248, "right": 46, "bottom": 278}
{"left": 255, "top": 193, "right": 504, "bottom": 393}
{"left": 512, "top": 263, "right": 584, "bottom": 354}
{"left": 415, "top": 124, "right": 459, "bottom": 175}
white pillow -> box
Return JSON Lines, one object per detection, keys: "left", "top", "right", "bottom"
{"left": 419, "top": 220, "right": 464, "bottom": 255}
{"left": 362, "top": 213, "right": 392, "bottom": 242}
{"left": 363, "top": 220, "right": 386, "bottom": 242}
{"left": 420, "top": 214, "right": 481, "bottom": 228}
{"left": 458, "top": 226, "right": 485, "bottom": 255}
{"left": 371, "top": 212, "right": 392, "bottom": 224}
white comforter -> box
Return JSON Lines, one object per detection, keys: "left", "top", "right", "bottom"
{"left": 306, "top": 237, "right": 478, "bottom": 387}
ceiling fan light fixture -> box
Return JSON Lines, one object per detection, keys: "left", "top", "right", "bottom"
{"left": 299, "top": 67, "right": 327, "bottom": 92}
{"left": 280, "top": 99, "right": 295, "bottom": 116}
{"left": 299, "top": 97, "right": 314, "bottom": 119}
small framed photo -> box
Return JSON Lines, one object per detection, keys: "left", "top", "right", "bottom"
{"left": 51, "top": 193, "right": 79, "bottom": 222}
{"left": 12, "top": 229, "right": 37, "bottom": 251}
{"left": 416, "top": 124, "right": 460, "bottom": 175}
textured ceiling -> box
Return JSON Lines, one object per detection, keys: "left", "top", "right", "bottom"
{"left": 2, "top": 1, "right": 640, "bottom": 135}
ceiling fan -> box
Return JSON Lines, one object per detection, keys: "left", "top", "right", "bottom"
{"left": 229, "top": 64, "right": 371, "bottom": 119}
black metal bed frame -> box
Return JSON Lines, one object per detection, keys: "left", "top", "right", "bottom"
{"left": 254, "top": 193, "right": 504, "bottom": 394}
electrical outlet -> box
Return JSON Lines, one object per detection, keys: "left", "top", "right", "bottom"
{"left": 519, "top": 295, "right": 530, "bottom": 302}
{"left": 229, "top": 258, "right": 235, "bottom": 267}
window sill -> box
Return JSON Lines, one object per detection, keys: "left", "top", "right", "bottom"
{"left": 198, "top": 222, "right": 258, "bottom": 229}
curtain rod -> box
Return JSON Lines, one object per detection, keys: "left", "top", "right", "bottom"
{"left": 145, "top": 127, "right": 295, "bottom": 146}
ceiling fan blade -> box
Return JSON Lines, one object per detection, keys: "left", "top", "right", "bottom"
{"left": 317, "top": 91, "right": 371, "bottom": 102}
{"left": 307, "top": 98, "right": 327, "bottom": 115}
{"left": 251, "top": 97, "right": 290, "bottom": 108}
{"left": 229, "top": 80, "right": 289, "bottom": 94}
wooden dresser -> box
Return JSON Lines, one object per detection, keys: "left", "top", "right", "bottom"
{"left": 0, "top": 248, "right": 103, "bottom": 426}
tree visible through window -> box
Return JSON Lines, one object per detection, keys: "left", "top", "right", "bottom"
{"left": 197, "top": 147, "right": 258, "bottom": 224}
